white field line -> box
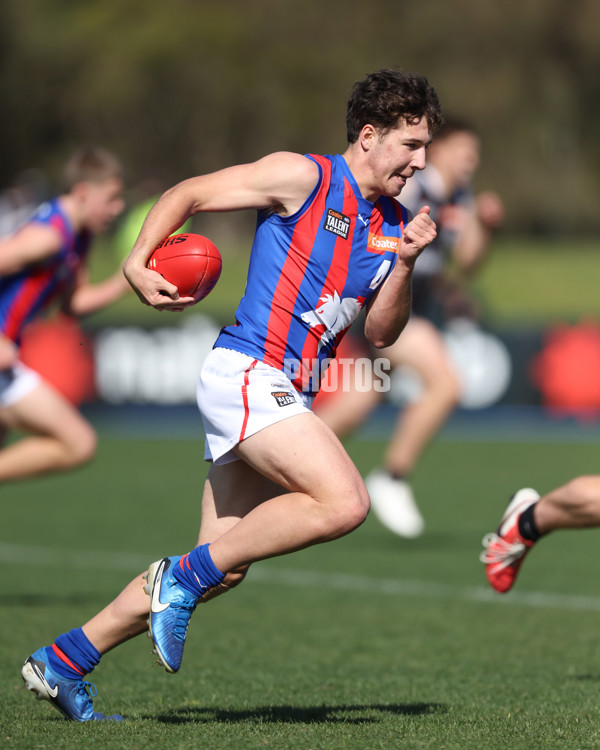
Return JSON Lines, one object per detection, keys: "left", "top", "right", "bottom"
{"left": 2, "top": 541, "right": 600, "bottom": 613}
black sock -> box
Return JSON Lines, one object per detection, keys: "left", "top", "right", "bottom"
{"left": 518, "top": 502, "right": 542, "bottom": 542}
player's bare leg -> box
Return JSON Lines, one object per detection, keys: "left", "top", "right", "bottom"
{"left": 79, "top": 413, "right": 369, "bottom": 674}
{"left": 82, "top": 575, "right": 151, "bottom": 653}
{"left": 534, "top": 476, "right": 600, "bottom": 532}
{"left": 196, "top": 460, "right": 285, "bottom": 597}
{"left": 82, "top": 461, "right": 285, "bottom": 652}
{"left": 0, "top": 381, "right": 96, "bottom": 481}
{"left": 207, "top": 412, "right": 369, "bottom": 571}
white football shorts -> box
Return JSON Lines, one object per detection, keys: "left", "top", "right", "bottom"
{"left": 0, "top": 362, "right": 41, "bottom": 408}
{"left": 197, "top": 347, "right": 313, "bottom": 465}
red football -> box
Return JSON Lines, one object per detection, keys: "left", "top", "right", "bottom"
{"left": 147, "top": 233, "right": 222, "bottom": 303}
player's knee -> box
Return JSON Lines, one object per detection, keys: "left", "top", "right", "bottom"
{"left": 346, "top": 498, "right": 370, "bottom": 533}
{"left": 422, "top": 365, "right": 461, "bottom": 411}
{"left": 328, "top": 482, "right": 370, "bottom": 537}
{"left": 354, "top": 483, "right": 371, "bottom": 525}
{"left": 439, "top": 368, "right": 461, "bottom": 408}
{"left": 65, "top": 424, "right": 97, "bottom": 467}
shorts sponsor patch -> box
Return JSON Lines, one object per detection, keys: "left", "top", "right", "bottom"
{"left": 271, "top": 391, "right": 297, "bottom": 407}
{"left": 323, "top": 208, "right": 350, "bottom": 240}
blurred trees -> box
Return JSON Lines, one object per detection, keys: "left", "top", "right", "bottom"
{"left": 1, "top": 0, "right": 599, "bottom": 235}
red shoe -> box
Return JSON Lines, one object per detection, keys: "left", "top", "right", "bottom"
{"left": 480, "top": 488, "right": 540, "bottom": 593}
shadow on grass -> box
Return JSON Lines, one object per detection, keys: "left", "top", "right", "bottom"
{"left": 152, "top": 702, "right": 448, "bottom": 725}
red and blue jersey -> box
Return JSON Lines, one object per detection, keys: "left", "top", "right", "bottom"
{"left": 215, "top": 153, "right": 409, "bottom": 395}
{"left": 0, "top": 198, "right": 91, "bottom": 344}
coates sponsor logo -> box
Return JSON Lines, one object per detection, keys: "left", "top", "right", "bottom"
{"left": 367, "top": 233, "right": 400, "bottom": 254}
{"left": 271, "top": 391, "right": 297, "bottom": 407}
{"left": 323, "top": 208, "right": 351, "bottom": 240}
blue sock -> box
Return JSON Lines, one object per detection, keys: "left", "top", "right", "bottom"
{"left": 172, "top": 544, "right": 224, "bottom": 599}
{"left": 45, "top": 627, "right": 101, "bottom": 680}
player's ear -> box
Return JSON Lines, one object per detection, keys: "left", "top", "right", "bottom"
{"left": 359, "top": 124, "right": 377, "bottom": 152}
{"left": 70, "top": 181, "right": 90, "bottom": 204}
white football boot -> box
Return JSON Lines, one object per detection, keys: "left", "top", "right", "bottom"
{"left": 365, "top": 470, "right": 424, "bottom": 538}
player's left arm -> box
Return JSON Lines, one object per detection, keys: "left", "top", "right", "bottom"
{"left": 62, "top": 265, "right": 130, "bottom": 317}
{"left": 364, "top": 207, "right": 436, "bottom": 348}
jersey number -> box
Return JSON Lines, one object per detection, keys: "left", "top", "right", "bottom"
{"left": 369, "top": 259, "right": 391, "bottom": 290}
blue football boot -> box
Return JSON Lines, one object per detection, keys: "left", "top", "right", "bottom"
{"left": 22, "top": 649, "right": 122, "bottom": 721}
{"left": 144, "top": 556, "right": 199, "bottom": 674}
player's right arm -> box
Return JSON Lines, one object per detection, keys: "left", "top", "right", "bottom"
{"left": 0, "top": 224, "right": 62, "bottom": 275}
{"left": 123, "top": 152, "right": 320, "bottom": 311}
{"left": 365, "top": 206, "right": 437, "bottom": 348}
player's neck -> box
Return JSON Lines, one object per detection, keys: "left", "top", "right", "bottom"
{"left": 341, "top": 148, "right": 380, "bottom": 203}
{"left": 57, "top": 194, "right": 85, "bottom": 232}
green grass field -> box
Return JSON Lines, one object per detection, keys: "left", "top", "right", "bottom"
{"left": 3, "top": 428, "right": 600, "bottom": 749}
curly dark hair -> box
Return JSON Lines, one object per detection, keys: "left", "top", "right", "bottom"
{"left": 346, "top": 68, "right": 443, "bottom": 143}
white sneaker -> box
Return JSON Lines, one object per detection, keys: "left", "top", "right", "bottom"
{"left": 365, "top": 470, "right": 424, "bottom": 538}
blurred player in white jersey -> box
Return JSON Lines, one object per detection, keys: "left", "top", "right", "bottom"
{"left": 316, "top": 119, "right": 504, "bottom": 538}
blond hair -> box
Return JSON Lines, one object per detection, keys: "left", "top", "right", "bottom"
{"left": 62, "top": 146, "right": 123, "bottom": 191}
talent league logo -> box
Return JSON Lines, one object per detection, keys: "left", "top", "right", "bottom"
{"left": 323, "top": 208, "right": 351, "bottom": 239}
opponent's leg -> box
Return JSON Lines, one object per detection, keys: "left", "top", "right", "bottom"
{"left": 535, "top": 476, "right": 600, "bottom": 530}
{"left": 365, "top": 317, "right": 460, "bottom": 537}
{"left": 481, "top": 476, "right": 600, "bottom": 593}
{"left": 380, "top": 317, "right": 460, "bottom": 477}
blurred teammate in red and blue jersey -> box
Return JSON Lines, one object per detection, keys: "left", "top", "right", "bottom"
{"left": 0, "top": 146, "right": 128, "bottom": 484}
